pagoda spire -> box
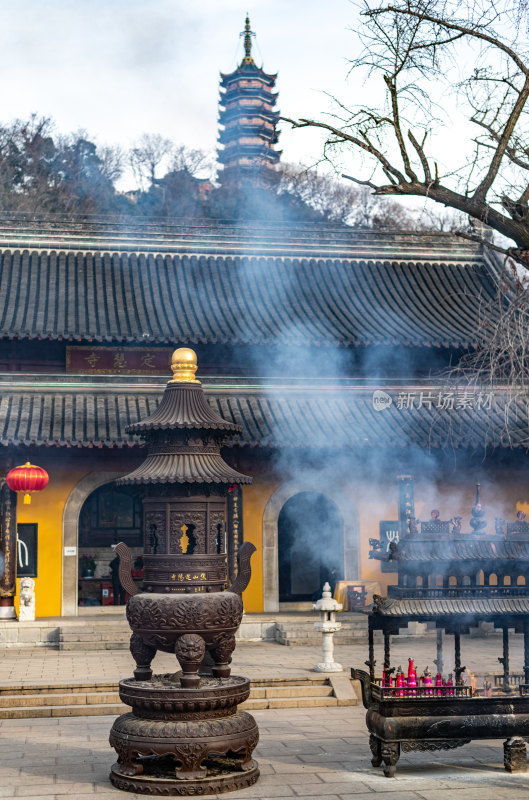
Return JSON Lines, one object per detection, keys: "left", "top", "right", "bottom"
{"left": 241, "top": 14, "right": 255, "bottom": 64}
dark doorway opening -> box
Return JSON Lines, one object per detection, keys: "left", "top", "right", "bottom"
{"left": 278, "top": 492, "right": 343, "bottom": 602}
{"left": 78, "top": 484, "right": 142, "bottom": 607}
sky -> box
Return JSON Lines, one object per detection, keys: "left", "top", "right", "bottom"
{"left": 0, "top": 0, "right": 365, "bottom": 189}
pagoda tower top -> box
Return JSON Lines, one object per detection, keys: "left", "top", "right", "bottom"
{"left": 217, "top": 16, "right": 281, "bottom": 188}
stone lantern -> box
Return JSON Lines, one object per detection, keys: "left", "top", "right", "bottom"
{"left": 109, "top": 348, "right": 259, "bottom": 795}
{"left": 313, "top": 582, "right": 343, "bottom": 673}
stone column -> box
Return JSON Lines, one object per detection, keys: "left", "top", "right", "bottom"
{"left": 0, "top": 478, "right": 17, "bottom": 619}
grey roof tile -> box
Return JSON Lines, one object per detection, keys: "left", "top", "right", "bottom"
{"left": 0, "top": 241, "right": 501, "bottom": 346}
{"left": 0, "top": 383, "right": 527, "bottom": 449}
{"left": 375, "top": 595, "right": 529, "bottom": 616}
{"left": 399, "top": 540, "right": 529, "bottom": 560}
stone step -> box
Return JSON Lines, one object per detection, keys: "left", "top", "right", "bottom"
{"left": 276, "top": 635, "right": 367, "bottom": 647}
{"left": 0, "top": 690, "right": 121, "bottom": 708}
{"left": 275, "top": 631, "right": 365, "bottom": 639}
{"left": 0, "top": 612, "right": 370, "bottom": 649}
{"left": 60, "top": 630, "right": 130, "bottom": 639}
{"left": 0, "top": 703, "right": 126, "bottom": 720}
{"left": 276, "top": 624, "right": 366, "bottom": 630}
{"left": 59, "top": 641, "right": 130, "bottom": 651}
{"left": 274, "top": 616, "right": 368, "bottom": 647}
{"left": 241, "top": 696, "right": 339, "bottom": 710}
{"left": 58, "top": 622, "right": 131, "bottom": 652}
{"left": 249, "top": 685, "right": 333, "bottom": 699}
{"left": 0, "top": 676, "right": 357, "bottom": 718}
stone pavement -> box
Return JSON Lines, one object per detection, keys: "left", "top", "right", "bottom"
{"left": 1, "top": 633, "right": 529, "bottom": 798}
{"left": 1, "top": 706, "right": 529, "bottom": 800}
{"left": 0, "top": 632, "right": 524, "bottom": 686}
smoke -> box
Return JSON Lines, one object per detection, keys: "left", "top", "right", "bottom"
{"left": 203, "top": 206, "right": 527, "bottom": 598}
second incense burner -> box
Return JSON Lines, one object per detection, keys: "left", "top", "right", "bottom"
{"left": 109, "top": 348, "right": 259, "bottom": 795}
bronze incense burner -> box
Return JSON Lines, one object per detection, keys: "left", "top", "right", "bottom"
{"left": 109, "top": 348, "right": 259, "bottom": 795}
{"left": 359, "top": 481, "right": 529, "bottom": 777}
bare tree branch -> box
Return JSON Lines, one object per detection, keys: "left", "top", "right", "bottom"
{"left": 473, "top": 78, "right": 529, "bottom": 201}
{"left": 284, "top": 0, "right": 529, "bottom": 268}
{"left": 372, "top": 4, "right": 529, "bottom": 76}
{"left": 407, "top": 129, "right": 432, "bottom": 183}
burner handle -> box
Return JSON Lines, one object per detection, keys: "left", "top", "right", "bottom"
{"left": 227, "top": 541, "right": 256, "bottom": 596}
{"left": 115, "top": 542, "right": 140, "bottom": 597}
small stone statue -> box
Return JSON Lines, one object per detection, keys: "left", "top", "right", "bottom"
{"left": 450, "top": 516, "right": 462, "bottom": 535}
{"left": 469, "top": 484, "right": 487, "bottom": 533}
{"left": 19, "top": 577, "right": 35, "bottom": 621}
{"left": 495, "top": 517, "right": 506, "bottom": 536}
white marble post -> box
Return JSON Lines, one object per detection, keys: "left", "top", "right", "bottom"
{"left": 312, "top": 582, "right": 343, "bottom": 672}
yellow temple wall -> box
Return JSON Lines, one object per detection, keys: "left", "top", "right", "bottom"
{"left": 239, "top": 463, "right": 529, "bottom": 612}
{"left": 15, "top": 467, "right": 89, "bottom": 618}
{"left": 240, "top": 480, "right": 276, "bottom": 611}
{"left": 12, "top": 454, "right": 529, "bottom": 618}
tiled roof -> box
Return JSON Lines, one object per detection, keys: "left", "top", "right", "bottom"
{"left": 0, "top": 377, "right": 527, "bottom": 450}
{"left": 116, "top": 453, "right": 252, "bottom": 485}
{"left": 126, "top": 383, "right": 241, "bottom": 434}
{"left": 0, "top": 220, "right": 502, "bottom": 347}
{"left": 373, "top": 594, "right": 529, "bottom": 617}
{"left": 398, "top": 540, "right": 529, "bottom": 561}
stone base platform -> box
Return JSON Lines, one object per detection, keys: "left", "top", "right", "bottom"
{"left": 110, "top": 759, "right": 260, "bottom": 796}
{"left": 108, "top": 674, "right": 260, "bottom": 795}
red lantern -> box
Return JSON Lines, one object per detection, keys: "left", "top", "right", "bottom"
{"left": 6, "top": 462, "right": 49, "bottom": 504}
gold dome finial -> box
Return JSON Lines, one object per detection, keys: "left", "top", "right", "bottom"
{"left": 169, "top": 347, "right": 201, "bottom": 384}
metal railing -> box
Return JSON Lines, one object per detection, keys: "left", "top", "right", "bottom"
{"left": 372, "top": 681, "right": 473, "bottom": 699}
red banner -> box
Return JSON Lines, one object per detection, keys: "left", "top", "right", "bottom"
{"left": 66, "top": 346, "right": 173, "bottom": 375}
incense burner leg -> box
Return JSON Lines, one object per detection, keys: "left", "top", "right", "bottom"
{"left": 499, "top": 627, "right": 511, "bottom": 692}
{"left": 381, "top": 741, "right": 400, "bottom": 777}
{"left": 110, "top": 736, "right": 144, "bottom": 777}
{"left": 369, "top": 734, "right": 382, "bottom": 767}
{"left": 523, "top": 621, "right": 529, "bottom": 685}
{"left": 504, "top": 738, "right": 527, "bottom": 772}
{"left": 210, "top": 632, "right": 236, "bottom": 678}
{"left": 174, "top": 743, "right": 209, "bottom": 780}
{"left": 130, "top": 632, "right": 156, "bottom": 681}
{"left": 175, "top": 633, "right": 206, "bottom": 689}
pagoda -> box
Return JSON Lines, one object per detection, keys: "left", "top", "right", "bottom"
{"left": 218, "top": 16, "right": 281, "bottom": 187}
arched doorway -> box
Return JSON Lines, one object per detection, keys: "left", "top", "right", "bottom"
{"left": 278, "top": 492, "right": 343, "bottom": 602}
{"left": 62, "top": 471, "right": 124, "bottom": 615}
{"left": 77, "top": 484, "right": 143, "bottom": 608}
{"left": 262, "top": 479, "right": 358, "bottom": 612}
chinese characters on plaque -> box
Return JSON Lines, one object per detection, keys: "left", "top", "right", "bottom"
{"left": 66, "top": 346, "right": 173, "bottom": 374}
{"left": 372, "top": 388, "right": 496, "bottom": 413}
